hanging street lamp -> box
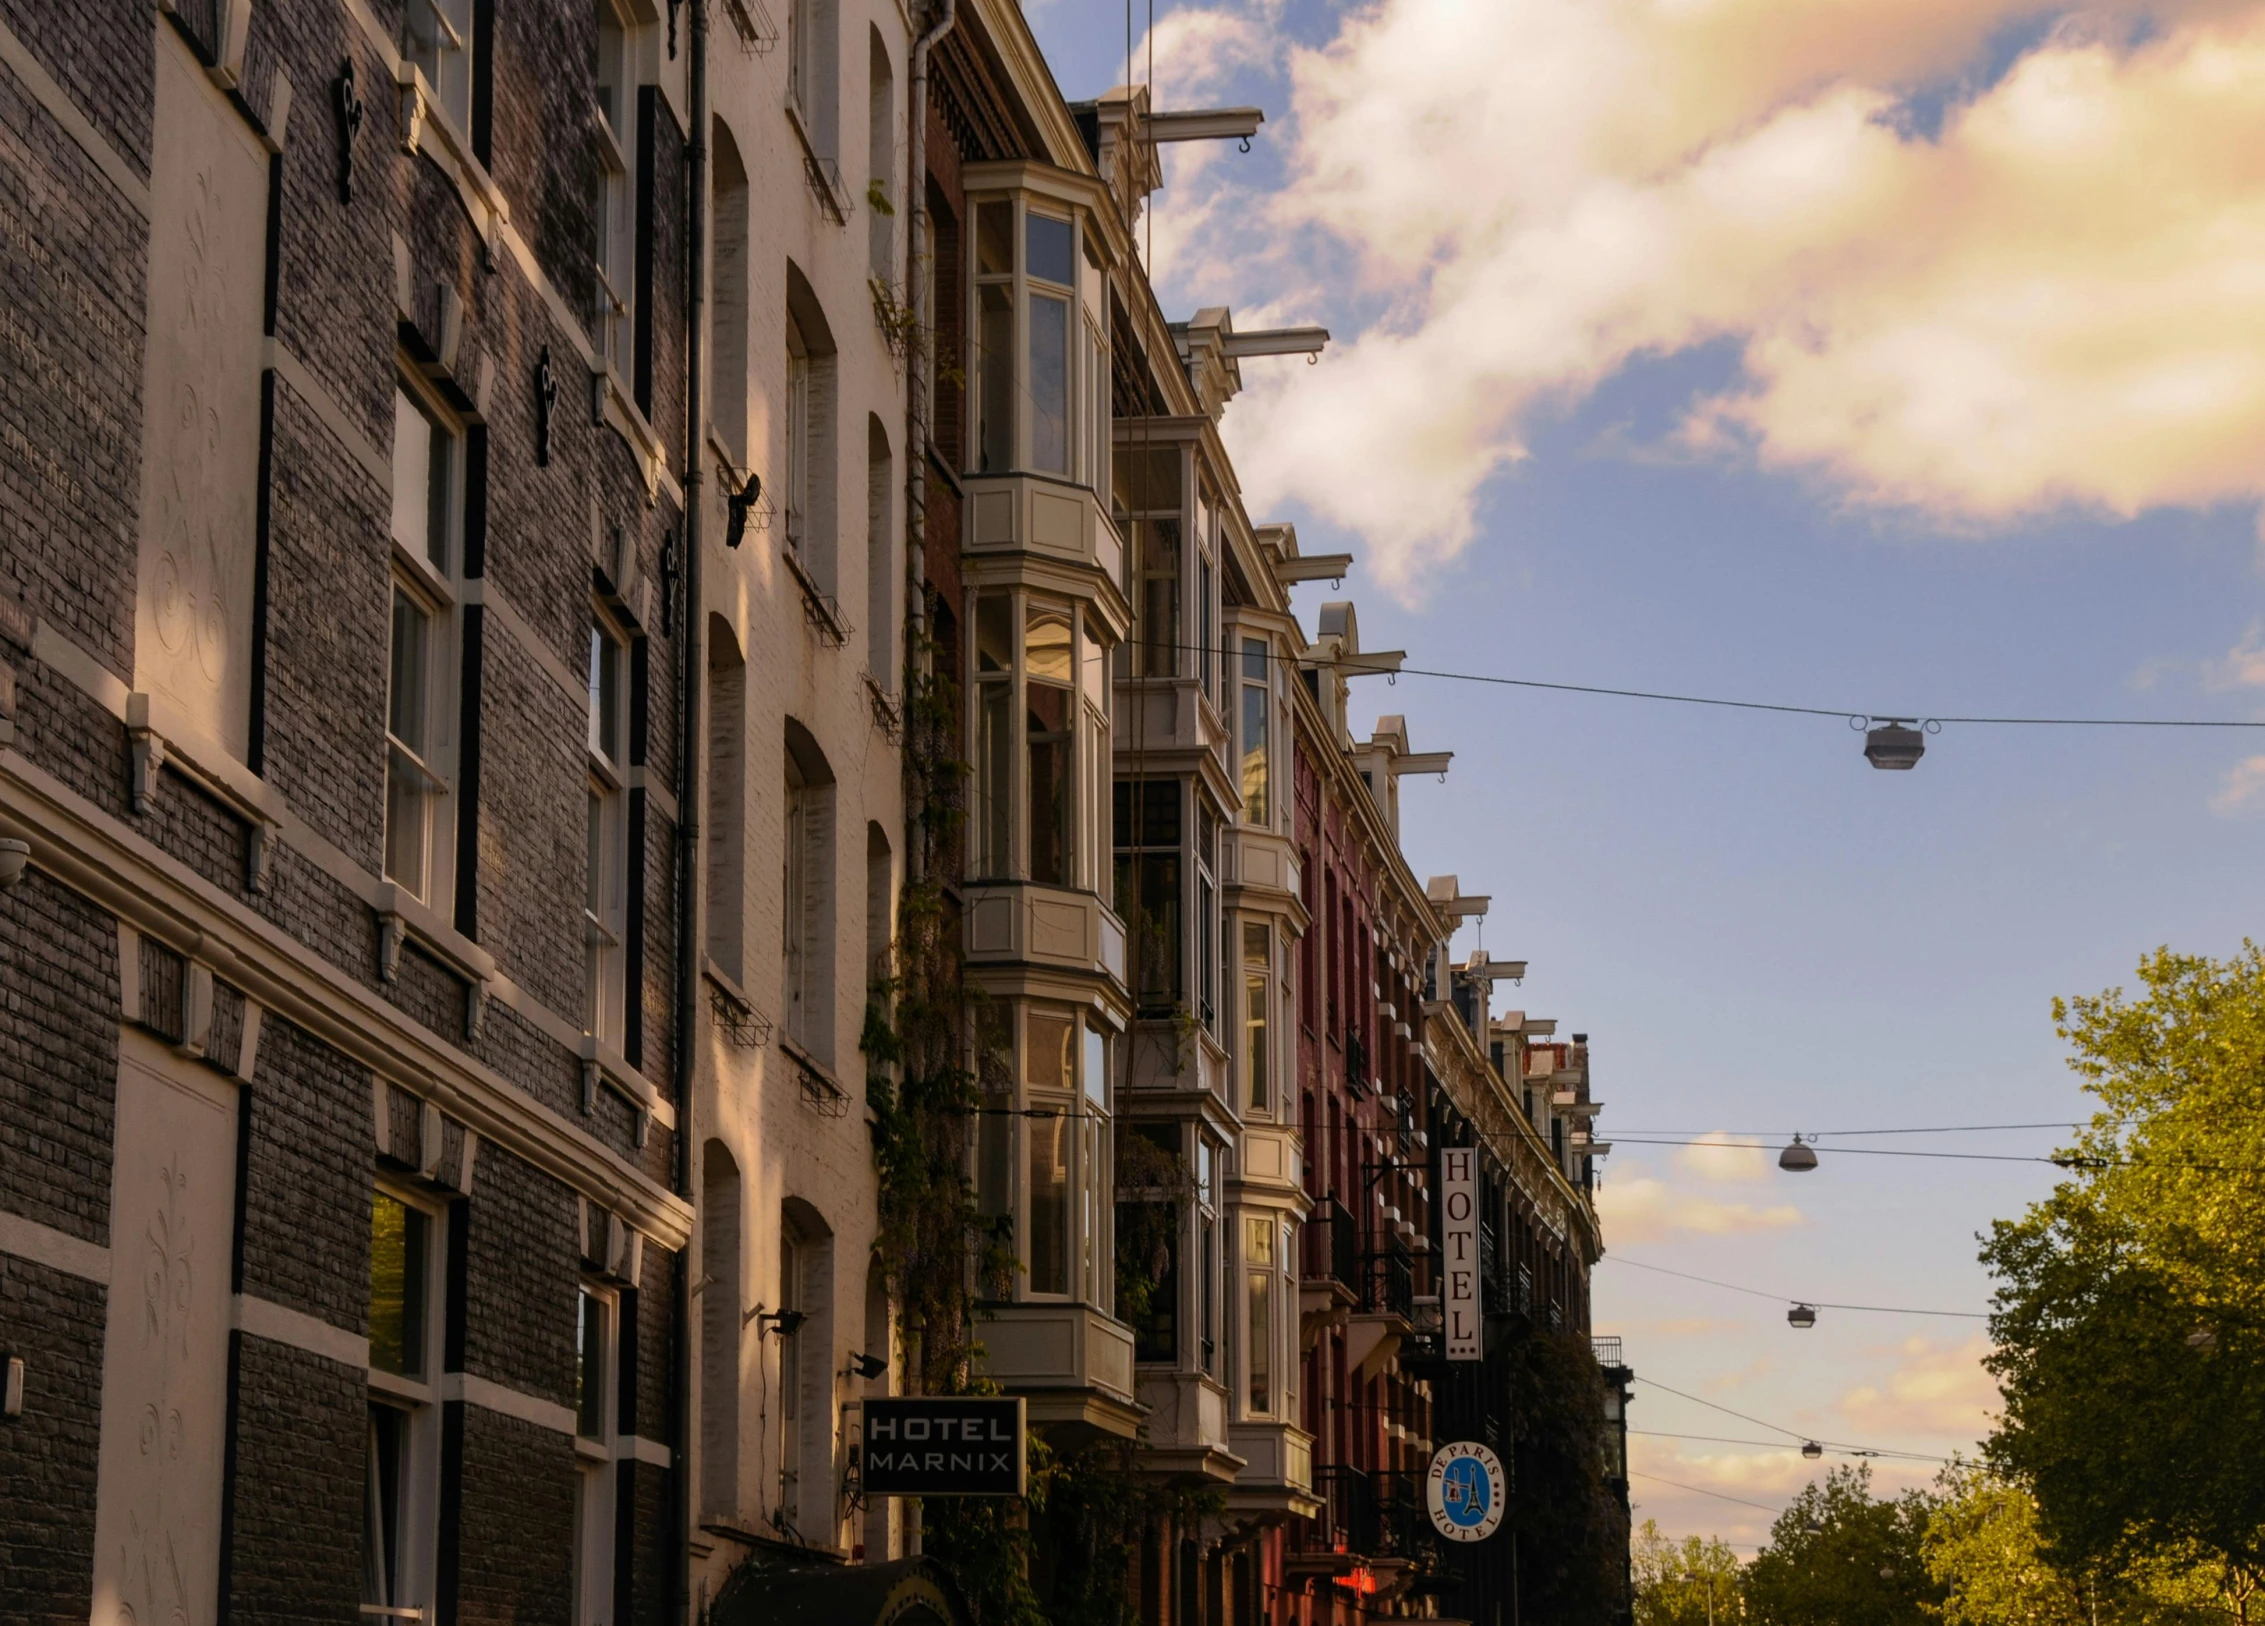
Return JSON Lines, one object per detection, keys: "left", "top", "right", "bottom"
{"left": 1788, "top": 1303, "right": 1818, "bottom": 1330}
{"left": 1862, "top": 717, "right": 1929, "bottom": 770}
{"left": 1779, "top": 1134, "right": 1819, "bottom": 1172}
{"left": 1801, "top": 1440, "right": 1824, "bottom": 1461}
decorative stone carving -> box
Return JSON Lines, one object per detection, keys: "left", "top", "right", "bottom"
{"left": 90, "top": 1038, "right": 237, "bottom": 1626}
{"left": 134, "top": 28, "right": 269, "bottom": 765}
{"left": 331, "top": 57, "right": 362, "bottom": 203}
{"left": 536, "top": 345, "right": 559, "bottom": 466}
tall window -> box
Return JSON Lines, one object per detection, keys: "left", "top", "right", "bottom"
{"left": 865, "top": 418, "right": 896, "bottom": 693}
{"left": 973, "top": 594, "right": 1011, "bottom": 880}
{"left": 711, "top": 126, "right": 752, "bottom": 467}
{"left": 971, "top": 591, "right": 1108, "bottom": 889}
{"left": 587, "top": 612, "right": 629, "bottom": 1046}
{"left": 699, "top": 1142, "right": 742, "bottom": 1519}
{"left": 1116, "top": 449, "right": 1181, "bottom": 678}
{"left": 784, "top": 321, "right": 811, "bottom": 553}
{"left": 1025, "top": 605, "right": 1072, "bottom": 886}
{"left": 1024, "top": 1011, "right": 1073, "bottom": 1296}
{"left": 1197, "top": 800, "right": 1220, "bottom": 1034}
{"left": 386, "top": 383, "right": 462, "bottom": 909}
{"left": 1242, "top": 921, "right": 1270, "bottom": 1114}
{"left": 778, "top": 1228, "right": 805, "bottom": 1519}
{"left": 589, "top": 0, "right": 636, "bottom": 371}
{"left": 1238, "top": 639, "right": 1269, "bottom": 826}
{"left": 866, "top": 29, "right": 894, "bottom": 281}
{"left": 705, "top": 620, "right": 747, "bottom": 981}
{"left": 574, "top": 1285, "right": 617, "bottom": 1626}
{"left": 967, "top": 195, "right": 1107, "bottom": 486}
{"left": 401, "top": 0, "right": 474, "bottom": 128}
{"left": 781, "top": 727, "right": 835, "bottom": 1059}
{"left": 366, "top": 1187, "right": 444, "bottom": 1620}
{"left": 1245, "top": 1217, "right": 1274, "bottom": 1414}
{"left": 1114, "top": 780, "right": 1181, "bottom": 1014}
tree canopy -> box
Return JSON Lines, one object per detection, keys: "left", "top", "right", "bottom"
{"left": 1981, "top": 946, "right": 2265, "bottom": 1619}
{"left": 1745, "top": 1465, "right": 1942, "bottom": 1626}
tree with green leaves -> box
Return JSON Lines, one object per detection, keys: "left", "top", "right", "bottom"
{"left": 1924, "top": 1460, "right": 2220, "bottom": 1626}
{"left": 1633, "top": 1521, "right": 1746, "bottom": 1626}
{"left": 1981, "top": 946, "right": 2265, "bottom": 1624}
{"left": 1745, "top": 1465, "right": 1943, "bottom": 1626}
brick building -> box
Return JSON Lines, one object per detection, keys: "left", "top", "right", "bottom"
{"left": 0, "top": 0, "right": 1623, "bottom": 1620}
{"left": 0, "top": 0, "right": 693, "bottom": 1621}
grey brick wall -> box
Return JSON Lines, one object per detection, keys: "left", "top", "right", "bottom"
{"left": 454, "top": 1406, "right": 578, "bottom": 1626}
{"left": 460, "top": 1143, "right": 579, "bottom": 1406}
{"left": 0, "top": 869, "right": 118, "bottom": 1247}
{"left": 242, "top": 1016, "right": 375, "bottom": 1331}
{"left": 0, "top": 1256, "right": 104, "bottom": 1625}
{"left": 222, "top": 1334, "right": 367, "bottom": 1626}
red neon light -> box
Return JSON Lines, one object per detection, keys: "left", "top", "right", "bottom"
{"left": 1332, "top": 1567, "right": 1377, "bottom": 1595}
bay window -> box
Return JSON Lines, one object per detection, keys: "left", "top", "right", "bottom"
{"left": 984, "top": 1005, "right": 1112, "bottom": 1305}
{"left": 965, "top": 193, "right": 1109, "bottom": 488}
{"left": 1117, "top": 449, "right": 1182, "bottom": 679}
{"left": 1245, "top": 1218, "right": 1273, "bottom": 1414}
{"left": 968, "top": 589, "right": 1112, "bottom": 889}
{"left": 1114, "top": 780, "right": 1181, "bottom": 1014}
{"left": 1238, "top": 638, "right": 1270, "bottom": 826}
{"left": 1242, "top": 920, "right": 1271, "bottom": 1114}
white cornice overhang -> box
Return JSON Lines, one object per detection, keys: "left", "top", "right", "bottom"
{"left": 0, "top": 750, "right": 694, "bottom": 1251}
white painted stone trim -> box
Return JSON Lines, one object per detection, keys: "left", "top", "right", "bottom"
{"left": 0, "top": 14, "right": 151, "bottom": 217}
{"left": 625, "top": 1435, "right": 673, "bottom": 1469}
{"left": 265, "top": 337, "right": 390, "bottom": 491}
{"left": 233, "top": 1293, "right": 370, "bottom": 1369}
{"left": 443, "top": 1371, "right": 577, "bottom": 1436}
{"left": 0, "top": 1210, "right": 111, "bottom": 1284}
{"left": 0, "top": 747, "right": 694, "bottom": 1249}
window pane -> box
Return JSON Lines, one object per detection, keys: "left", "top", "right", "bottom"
{"left": 1128, "top": 853, "right": 1181, "bottom": 1008}
{"left": 1029, "top": 293, "right": 1068, "bottom": 475}
{"left": 1025, "top": 1013, "right": 1074, "bottom": 1092}
{"left": 978, "top": 1096, "right": 1013, "bottom": 1220}
{"left": 1247, "top": 1270, "right": 1271, "bottom": 1413}
{"left": 390, "top": 590, "right": 430, "bottom": 751}
{"left": 390, "top": 390, "right": 435, "bottom": 562}
{"left": 588, "top": 627, "right": 622, "bottom": 762}
{"left": 978, "top": 285, "right": 1013, "bottom": 473}
{"left": 1240, "top": 681, "right": 1268, "bottom": 825}
{"left": 1244, "top": 972, "right": 1268, "bottom": 1113}
{"left": 386, "top": 753, "right": 427, "bottom": 898}
{"left": 976, "top": 681, "right": 1011, "bottom": 878}
{"left": 1082, "top": 1020, "right": 1107, "bottom": 1109}
{"left": 587, "top": 789, "right": 606, "bottom": 916}
{"left": 1027, "top": 212, "right": 1074, "bottom": 286}
{"left": 576, "top": 1289, "right": 607, "bottom": 1439}
{"left": 369, "top": 1192, "right": 427, "bottom": 1377}
{"left": 1026, "top": 605, "right": 1072, "bottom": 685}
{"left": 596, "top": 3, "right": 625, "bottom": 129}
{"left": 1241, "top": 638, "right": 1267, "bottom": 683}
{"left": 1026, "top": 683, "right": 1070, "bottom": 886}
{"left": 976, "top": 200, "right": 1014, "bottom": 277}
{"left": 1028, "top": 1108, "right": 1068, "bottom": 1294}
{"left": 1080, "top": 611, "right": 1107, "bottom": 709}
{"left": 365, "top": 1404, "right": 406, "bottom": 1606}
{"left": 975, "top": 592, "right": 1014, "bottom": 673}
{"left": 1138, "top": 518, "right": 1180, "bottom": 678}
{"left": 1081, "top": 1113, "right": 1103, "bottom": 1302}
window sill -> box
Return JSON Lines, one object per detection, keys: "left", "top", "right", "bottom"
{"left": 396, "top": 61, "right": 509, "bottom": 255}
{"left": 781, "top": 541, "right": 851, "bottom": 648}
{"left": 374, "top": 880, "right": 497, "bottom": 1038}
{"left": 578, "top": 1032, "right": 677, "bottom": 1137}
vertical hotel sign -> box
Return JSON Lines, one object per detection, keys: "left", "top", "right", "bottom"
{"left": 1442, "top": 1145, "right": 1481, "bottom": 1359}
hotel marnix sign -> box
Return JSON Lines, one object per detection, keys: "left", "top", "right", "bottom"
{"left": 860, "top": 1397, "right": 1027, "bottom": 1497}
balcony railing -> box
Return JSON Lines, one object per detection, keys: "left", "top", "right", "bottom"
{"left": 1361, "top": 1245, "right": 1414, "bottom": 1321}
{"left": 1345, "top": 1031, "right": 1369, "bottom": 1097}
{"left": 1301, "top": 1195, "right": 1359, "bottom": 1294}
{"left": 1593, "top": 1335, "right": 1624, "bottom": 1367}
{"left": 1303, "top": 1467, "right": 1428, "bottom": 1562}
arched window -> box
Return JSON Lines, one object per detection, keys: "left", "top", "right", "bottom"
{"left": 699, "top": 1140, "right": 742, "bottom": 1519}
{"left": 705, "top": 616, "right": 747, "bottom": 980}
{"left": 867, "top": 29, "right": 895, "bottom": 281}
{"left": 711, "top": 122, "right": 751, "bottom": 470}
{"left": 866, "top": 416, "right": 896, "bottom": 693}
{"left": 782, "top": 720, "right": 836, "bottom": 1059}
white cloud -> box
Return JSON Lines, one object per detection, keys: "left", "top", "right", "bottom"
{"left": 1157, "top": 0, "right": 2265, "bottom": 594}
{"left": 2210, "top": 754, "right": 2265, "bottom": 812}
{"left": 1676, "top": 1131, "right": 1773, "bottom": 1184}
{"left": 1598, "top": 1175, "right": 1805, "bottom": 1243}
{"left": 1837, "top": 1335, "right": 2002, "bottom": 1443}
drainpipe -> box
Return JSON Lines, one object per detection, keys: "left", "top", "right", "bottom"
{"left": 904, "top": 0, "right": 954, "bottom": 885}
{"left": 672, "top": 0, "right": 710, "bottom": 1617}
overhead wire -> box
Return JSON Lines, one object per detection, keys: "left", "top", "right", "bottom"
{"left": 1627, "top": 1470, "right": 1790, "bottom": 1517}
{"left": 1633, "top": 1376, "right": 1952, "bottom": 1464}
{"left": 1606, "top": 1255, "right": 1990, "bottom": 1320}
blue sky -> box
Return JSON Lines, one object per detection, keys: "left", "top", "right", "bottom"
{"left": 1032, "top": 0, "right": 2265, "bottom": 1547}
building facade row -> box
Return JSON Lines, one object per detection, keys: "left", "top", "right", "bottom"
{"left": 0, "top": 0, "right": 1621, "bottom": 1622}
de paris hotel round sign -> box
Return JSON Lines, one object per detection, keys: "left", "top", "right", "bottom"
{"left": 1426, "top": 1441, "right": 1506, "bottom": 1542}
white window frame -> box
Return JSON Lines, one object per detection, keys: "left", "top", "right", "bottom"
{"left": 573, "top": 1282, "right": 619, "bottom": 1626}
{"left": 967, "top": 588, "right": 1111, "bottom": 890}
{"left": 1241, "top": 915, "right": 1272, "bottom": 1117}
{"left": 1000, "top": 1005, "right": 1110, "bottom": 1306}
{"left": 592, "top": 0, "right": 638, "bottom": 375}
{"left": 965, "top": 193, "right": 1107, "bottom": 488}
{"left": 400, "top": 0, "right": 475, "bottom": 131}
{"left": 586, "top": 609, "right": 631, "bottom": 1047}
{"left": 386, "top": 377, "right": 465, "bottom": 915}
{"left": 365, "top": 1181, "right": 448, "bottom": 1624}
